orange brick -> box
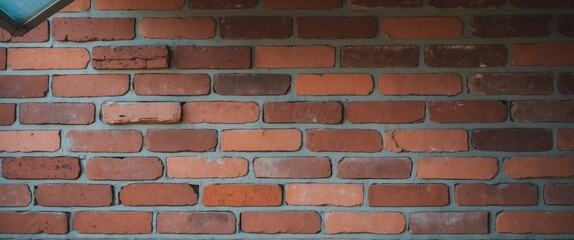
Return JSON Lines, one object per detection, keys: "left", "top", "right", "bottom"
{"left": 256, "top": 46, "right": 335, "bottom": 68}
{"left": 296, "top": 74, "right": 373, "bottom": 96}
{"left": 221, "top": 129, "right": 302, "bottom": 152}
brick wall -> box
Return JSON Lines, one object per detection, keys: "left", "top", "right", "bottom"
{"left": 0, "top": 0, "right": 573, "bottom": 238}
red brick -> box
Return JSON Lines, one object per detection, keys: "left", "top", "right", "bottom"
{"left": 8, "top": 48, "right": 89, "bottom": 70}
{"left": 430, "top": 0, "right": 505, "bottom": 8}
{"left": 286, "top": 184, "right": 363, "bottom": 206}
{"left": 410, "top": 212, "right": 488, "bottom": 234}
{"left": 140, "top": 18, "right": 215, "bottom": 39}
{"left": 472, "top": 128, "right": 552, "bottom": 152}
{"left": 456, "top": 184, "right": 538, "bottom": 206}
{"left": 545, "top": 184, "right": 574, "bottom": 205}
{"left": 341, "top": 45, "right": 419, "bottom": 68}
{"left": 264, "top": 102, "right": 342, "bottom": 124}
{"left": 241, "top": 211, "right": 321, "bottom": 234}
{"left": 429, "top": 101, "right": 507, "bottom": 123}
{"left": 346, "top": 101, "right": 425, "bottom": 123}
{"left": 214, "top": 74, "right": 291, "bottom": 95}
{"left": 19, "top": 103, "right": 95, "bottom": 125}
{"left": 190, "top": 0, "right": 256, "bottom": 9}
{"left": 145, "top": 129, "right": 217, "bottom": 152}
{"left": 0, "top": 185, "right": 31, "bottom": 207}
{"left": 369, "top": 184, "right": 449, "bottom": 207}
{"left": 53, "top": 18, "right": 135, "bottom": 42}
{"left": 52, "top": 74, "right": 130, "bottom": 97}
{"left": 298, "top": 17, "right": 377, "bottom": 39}
{"left": 296, "top": 74, "right": 373, "bottom": 96}
{"left": 559, "top": 15, "right": 574, "bottom": 37}
{"left": 92, "top": 46, "right": 169, "bottom": 70}
{"left": 60, "top": 0, "right": 90, "bottom": 12}
{"left": 558, "top": 129, "right": 574, "bottom": 150}
{"left": 256, "top": 46, "right": 335, "bottom": 68}
{"left": 0, "top": 131, "right": 60, "bottom": 152}
{"left": 183, "top": 101, "right": 259, "bottom": 124}
{"left": 379, "top": 73, "right": 462, "bottom": 96}
{"left": 220, "top": 16, "right": 292, "bottom": 39}
{"left": 2, "top": 157, "right": 80, "bottom": 180}
{"left": 417, "top": 157, "right": 498, "bottom": 180}
{"left": 262, "top": 0, "right": 341, "bottom": 9}
{"left": 512, "top": 101, "right": 574, "bottom": 122}
{"left": 86, "top": 157, "right": 163, "bottom": 180}
{"left": 0, "top": 212, "right": 68, "bottom": 234}
{"left": 222, "top": 129, "right": 301, "bottom": 152}
{"left": 157, "top": 212, "right": 236, "bottom": 234}
{"left": 36, "top": 184, "right": 112, "bottom": 207}
{"left": 468, "top": 72, "right": 553, "bottom": 95}
{"left": 174, "top": 46, "right": 251, "bottom": 69}
{"left": 384, "top": 129, "right": 468, "bottom": 153}
{"left": 96, "top": 0, "right": 185, "bottom": 10}
{"left": 102, "top": 102, "right": 181, "bottom": 124}
{"left": 496, "top": 211, "right": 574, "bottom": 233}
{"left": 338, "top": 157, "right": 412, "bottom": 179}
{"left": 306, "top": 129, "right": 382, "bottom": 152}
{"left": 73, "top": 212, "right": 152, "bottom": 234}
{"left": 510, "top": 0, "right": 574, "bottom": 8}
{"left": 0, "top": 48, "right": 4, "bottom": 70}
{"left": 471, "top": 15, "right": 552, "bottom": 38}
{"left": 325, "top": 212, "right": 405, "bottom": 234}
{"left": 67, "top": 130, "right": 142, "bottom": 153}
{"left": 559, "top": 73, "right": 574, "bottom": 94}
{"left": 203, "top": 184, "right": 282, "bottom": 207}
{"left": 512, "top": 43, "right": 574, "bottom": 66}
{"left": 254, "top": 157, "right": 332, "bottom": 178}
{"left": 0, "top": 75, "right": 48, "bottom": 98}
{"left": 425, "top": 45, "right": 507, "bottom": 68}
{"left": 382, "top": 17, "right": 462, "bottom": 39}
{"left": 349, "top": 0, "right": 422, "bottom": 8}
{"left": 135, "top": 74, "right": 210, "bottom": 96}
{"left": 167, "top": 157, "right": 248, "bottom": 178}
{"left": 0, "top": 21, "right": 49, "bottom": 43}
{"left": 505, "top": 157, "right": 574, "bottom": 179}
{"left": 120, "top": 183, "right": 197, "bottom": 206}
{"left": 0, "top": 104, "right": 15, "bottom": 125}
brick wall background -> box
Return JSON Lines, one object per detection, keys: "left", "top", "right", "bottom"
{"left": 0, "top": 0, "right": 573, "bottom": 238}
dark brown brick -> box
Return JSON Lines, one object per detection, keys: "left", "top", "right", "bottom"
{"left": 264, "top": 102, "right": 342, "bottom": 124}
{"left": 19, "top": 103, "right": 95, "bottom": 125}
{"left": 425, "top": 45, "right": 507, "bottom": 68}
{"left": 214, "top": 74, "right": 290, "bottom": 95}
{"left": 2, "top": 157, "right": 80, "bottom": 180}
{"left": 173, "top": 46, "right": 251, "bottom": 69}
{"left": 298, "top": 17, "right": 377, "bottom": 39}
{"left": 429, "top": 0, "right": 505, "bottom": 8}
{"left": 410, "top": 212, "right": 488, "bottom": 234}
{"left": 545, "top": 184, "right": 574, "bottom": 205}
{"left": 341, "top": 45, "right": 418, "bottom": 68}
{"left": 0, "top": 75, "right": 49, "bottom": 98}
{"left": 254, "top": 157, "right": 332, "bottom": 178}
{"left": 145, "top": 129, "right": 217, "bottom": 152}
{"left": 471, "top": 15, "right": 552, "bottom": 38}
{"left": 262, "top": 0, "right": 342, "bottom": 9}
{"left": 429, "top": 101, "right": 507, "bottom": 123}
{"left": 220, "top": 16, "right": 292, "bottom": 39}
{"left": 512, "top": 101, "right": 574, "bottom": 122}
{"left": 349, "top": 0, "right": 422, "bottom": 8}
{"left": 0, "top": 104, "right": 15, "bottom": 125}
{"left": 510, "top": 0, "right": 574, "bottom": 8}
{"left": 338, "top": 157, "right": 412, "bottom": 179}
{"left": 559, "top": 15, "right": 574, "bottom": 37}
{"left": 190, "top": 0, "right": 256, "bottom": 9}
{"left": 472, "top": 128, "right": 552, "bottom": 152}
{"left": 346, "top": 101, "right": 425, "bottom": 124}
{"left": 559, "top": 73, "right": 574, "bottom": 94}
{"left": 456, "top": 184, "right": 538, "bottom": 206}
{"left": 468, "top": 73, "right": 553, "bottom": 95}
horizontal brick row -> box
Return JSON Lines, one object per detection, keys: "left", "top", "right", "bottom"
{"left": 2, "top": 156, "right": 574, "bottom": 180}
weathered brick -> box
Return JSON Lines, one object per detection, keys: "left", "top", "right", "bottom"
{"left": 429, "top": 0, "right": 505, "bottom": 8}
{"left": 0, "top": 212, "right": 68, "bottom": 234}
{"left": 306, "top": 129, "right": 382, "bottom": 152}
{"left": 157, "top": 212, "right": 236, "bottom": 234}
{"left": 167, "top": 157, "right": 248, "bottom": 178}
{"left": 145, "top": 129, "right": 217, "bottom": 152}
{"left": 257, "top": 46, "right": 335, "bottom": 68}
{"left": 346, "top": 101, "right": 425, "bottom": 123}
{"left": 286, "top": 184, "right": 363, "bottom": 206}
{"left": 0, "top": 21, "right": 49, "bottom": 43}
{"left": 0, "top": 75, "right": 48, "bottom": 98}
{"left": 86, "top": 157, "right": 163, "bottom": 180}
{"left": 369, "top": 184, "right": 449, "bottom": 207}
{"left": 0, "top": 185, "right": 31, "bottom": 207}
{"left": 8, "top": 48, "right": 89, "bottom": 70}
{"left": 558, "top": 129, "right": 574, "bottom": 151}
{"left": 262, "top": 0, "right": 341, "bottom": 9}
{"left": 456, "top": 184, "right": 538, "bottom": 206}
{"left": 0, "top": 104, "right": 15, "bottom": 125}
{"left": 36, "top": 184, "right": 112, "bottom": 207}
{"left": 381, "top": 17, "right": 462, "bottom": 39}
{"left": 73, "top": 212, "right": 152, "bottom": 234}
{"left": 298, "top": 17, "right": 377, "bottom": 39}
{"left": 190, "top": 0, "right": 256, "bottom": 9}
{"left": 496, "top": 211, "right": 574, "bottom": 234}
{"left": 19, "top": 103, "right": 95, "bottom": 125}
{"left": 264, "top": 102, "right": 342, "bottom": 124}
{"left": 183, "top": 102, "right": 259, "bottom": 124}
{"left": 429, "top": 101, "right": 507, "bottom": 123}
{"left": 220, "top": 16, "right": 292, "bottom": 39}
{"left": 417, "top": 157, "right": 498, "bottom": 180}
{"left": 102, "top": 102, "right": 181, "bottom": 124}
{"left": 53, "top": 18, "right": 135, "bottom": 42}
{"left": 471, "top": 15, "right": 552, "bottom": 38}
{"left": 545, "top": 184, "right": 574, "bottom": 205}
{"left": 410, "top": 212, "right": 488, "bottom": 234}
{"left": 468, "top": 73, "right": 553, "bottom": 95}
{"left": 512, "top": 43, "right": 574, "bottom": 66}
{"left": 341, "top": 45, "right": 419, "bottom": 68}
{"left": 214, "top": 74, "right": 290, "bottom": 95}
{"left": 472, "top": 128, "right": 552, "bottom": 152}
{"left": 296, "top": 74, "right": 373, "bottom": 96}
{"left": 254, "top": 157, "right": 332, "bottom": 178}
{"left": 505, "top": 157, "right": 574, "bottom": 179}
{"left": 325, "top": 212, "right": 405, "bottom": 234}
{"left": 120, "top": 183, "right": 197, "bottom": 206}
{"left": 510, "top": 0, "right": 574, "bottom": 8}
{"left": 2, "top": 157, "right": 80, "bottom": 180}
{"left": 559, "top": 73, "right": 574, "bottom": 94}
{"left": 140, "top": 17, "right": 215, "bottom": 39}
{"left": 384, "top": 129, "right": 468, "bottom": 152}
{"left": 379, "top": 73, "right": 462, "bottom": 96}
{"left": 222, "top": 129, "right": 301, "bottom": 152}
{"left": 174, "top": 46, "right": 251, "bottom": 69}
{"left": 0, "top": 131, "right": 60, "bottom": 152}
{"left": 425, "top": 45, "right": 507, "bottom": 68}
{"left": 241, "top": 211, "right": 321, "bottom": 234}
{"left": 134, "top": 74, "right": 210, "bottom": 96}
{"left": 203, "top": 184, "right": 282, "bottom": 207}
{"left": 96, "top": 0, "right": 185, "bottom": 10}
{"left": 512, "top": 101, "right": 574, "bottom": 122}
{"left": 92, "top": 46, "right": 169, "bottom": 70}
{"left": 559, "top": 15, "right": 574, "bottom": 37}
{"left": 349, "top": 0, "right": 422, "bottom": 8}
{"left": 67, "top": 130, "right": 142, "bottom": 153}
{"left": 60, "top": 0, "right": 90, "bottom": 12}
{"left": 53, "top": 74, "right": 130, "bottom": 97}
{"left": 338, "top": 157, "right": 412, "bottom": 179}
